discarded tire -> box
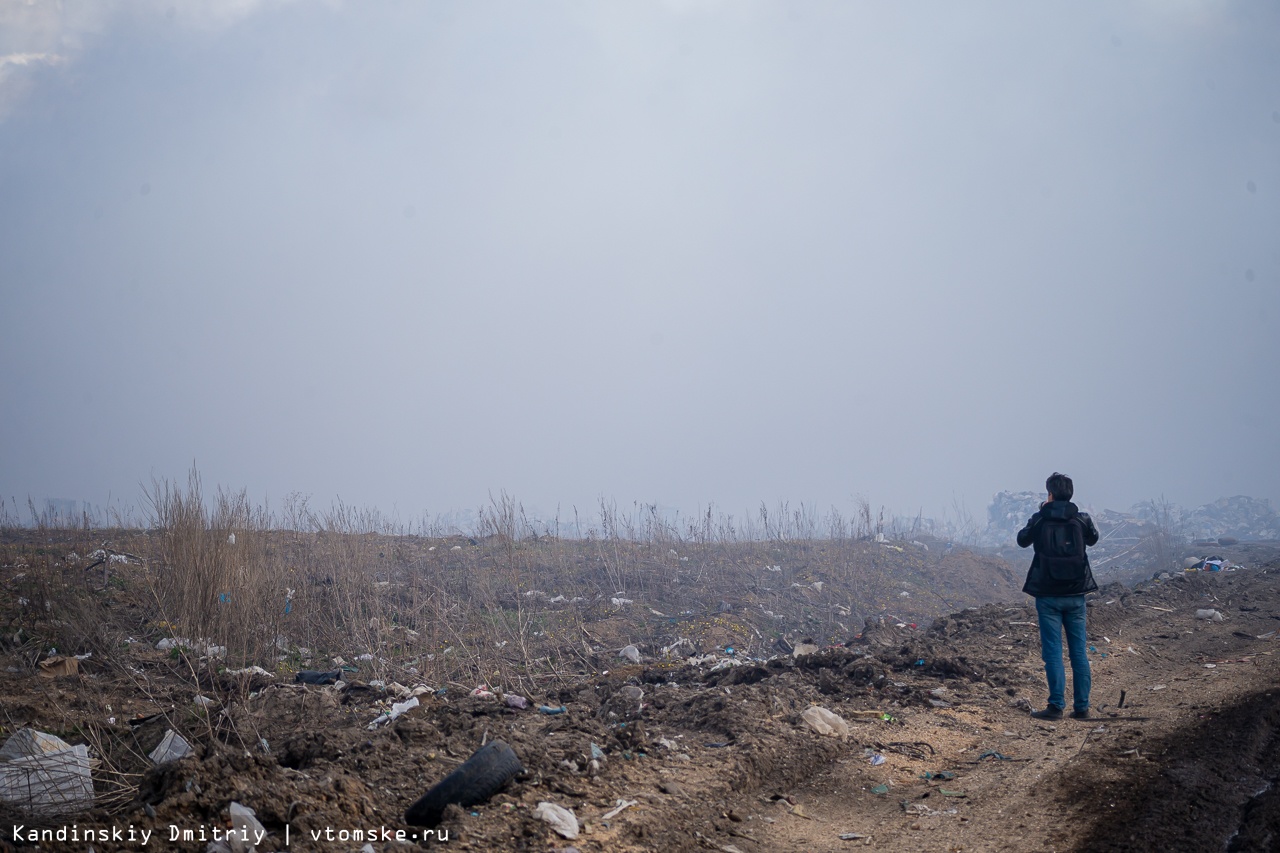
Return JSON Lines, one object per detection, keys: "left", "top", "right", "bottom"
{"left": 404, "top": 740, "right": 523, "bottom": 827}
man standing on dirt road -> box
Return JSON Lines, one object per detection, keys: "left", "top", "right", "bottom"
{"left": 1018, "top": 472, "right": 1100, "bottom": 721}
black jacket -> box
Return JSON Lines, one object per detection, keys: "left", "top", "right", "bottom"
{"left": 1018, "top": 500, "right": 1100, "bottom": 597}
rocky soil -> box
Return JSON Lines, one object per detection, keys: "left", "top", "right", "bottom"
{"left": 1, "top": 536, "right": 1278, "bottom": 852}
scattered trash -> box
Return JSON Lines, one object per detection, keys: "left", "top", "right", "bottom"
{"left": 870, "top": 784, "right": 890, "bottom": 795}
{"left": 906, "top": 799, "right": 957, "bottom": 814}
{"left": 1204, "top": 663, "right": 1217, "bottom": 669}
{"left": 869, "top": 753, "right": 886, "bottom": 766}
{"left": 839, "top": 833, "right": 871, "bottom": 841}
{"left": 880, "top": 741, "right": 935, "bottom": 759}
{"left": 0, "top": 729, "right": 95, "bottom": 816}
{"left": 1151, "top": 684, "right": 1167, "bottom": 691}
{"left": 538, "top": 705, "right": 568, "bottom": 715}
{"left": 223, "top": 801, "right": 266, "bottom": 853}
{"left": 535, "top": 801, "right": 580, "bottom": 839}
{"left": 155, "top": 637, "right": 226, "bottom": 657}
{"left": 148, "top": 730, "right": 192, "bottom": 764}
{"left": 620, "top": 644, "right": 642, "bottom": 664}
{"left": 792, "top": 643, "right": 820, "bottom": 658}
{"left": 1195, "top": 609, "right": 1224, "bottom": 622}
{"left": 618, "top": 685, "right": 645, "bottom": 704}
{"left": 920, "top": 770, "right": 957, "bottom": 781}
{"left": 590, "top": 743, "right": 605, "bottom": 761}
{"left": 976, "top": 750, "right": 1011, "bottom": 761}
{"left": 505, "top": 694, "right": 529, "bottom": 709}
{"left": 225, "top": 665, "right": 273, "bottom": 678}
{"left": 801, "top": 706, "right": 850, "bottom": 739}
{"left": 193, "top": 695, "right": 216, "bottom": 708}
{"left": 469, "top": 685, "right": 495, "bottom": 698}
{"left": 368, "top": 697, "right": 419, "bottom": 730}
{"left": 37, "top": 656, "right": 79, "bottom": 678}
{"left": 611, "top": 598, "right": 634, "bottom": 607}
{"left": 601, "top": 798, "right": 638, "bottom": 820}
{"left": 295, "top": 670, "right": 341, "bottom": 685}
{"left": 405, "top": 740, "right": 524, "bottom": 827}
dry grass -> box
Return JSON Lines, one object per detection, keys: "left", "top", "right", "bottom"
{"left": 1, "top": 472, "right": 1004, "bottom": 698}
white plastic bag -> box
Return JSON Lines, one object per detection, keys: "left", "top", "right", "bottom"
{"left": 801, "top": 706, "right": 850, "bottom": 740}
{"left": 534, "top": 801, "right": 579, "bottom": 838}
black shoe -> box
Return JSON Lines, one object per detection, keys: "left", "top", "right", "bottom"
{"left": 1030, "top": 706, "right": 1063, "bottom": 720}
{"left": 1070, "top": 708, "right": 1090, "bottom": 719}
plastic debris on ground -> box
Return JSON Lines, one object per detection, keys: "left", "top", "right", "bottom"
{"left": 618, "top": 685, "right": 644, "bottom": 703}
{"left": 505, "top": 694, "right": 529, "bottom": 709}
{"left": 0, "top": 729, "right": 95, "bottom": 817}
{"left": 538, "top": 705, "right": 567, "bottom": 715}
{"left": 1195, "top": 608, "right": 1225, "bottom": 621}
{"left": 534, "top": 801, "right": 580, "bottom": 839}
{"left": 619, "top": 644, "right": 642, "bottom": 663}
{"left": 155, "top": 637, "right": 226, "bottom": 657}
{"left": 800, "top": 706, "right": 850, "bottom": 739}
{"left": 148, "top": 730, "right": 192, "bottom": 764}
{"left": 368, "top": 697, "right": 419, "bottom": 730}
{"left": 601, "top": 798, "right": 638, "bottom": 820}
{"left": 870, "top": 784, "right": 890, "bottom": 795}
{"left": 207, "top": 801, "right": 267, "bottom": 853}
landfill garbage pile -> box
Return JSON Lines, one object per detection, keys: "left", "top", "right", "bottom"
{"left": 1183, "top": 496, "right": 1280, "bottom": 542}
{"left": 981, "top": 492, "right": 1278, "bottom": 580}
{"left": 979, "top": 491, "right": 1044, "bottom": 547}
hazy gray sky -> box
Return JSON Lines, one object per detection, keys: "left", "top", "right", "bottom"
{"left": 2, "top": 1, "right": 1277, "bottom": 526}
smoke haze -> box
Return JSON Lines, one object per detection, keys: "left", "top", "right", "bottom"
{"left": 2, "top": 1, "right": 1277, "bottom": 525}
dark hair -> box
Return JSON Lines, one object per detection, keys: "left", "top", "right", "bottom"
{"left": 1046, "top": 472, "right": 1073, "bottom": 502}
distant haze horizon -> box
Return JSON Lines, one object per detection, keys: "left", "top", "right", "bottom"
{"left": 3, "top": 3, "right": 1277, "bottom": 531}
{"left": 6, "top": 476, "right": 1272, "bottom": 535}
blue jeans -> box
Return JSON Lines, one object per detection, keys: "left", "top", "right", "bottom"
{"left": 1035, "top": 595, "right": 1091, "bottom": 712}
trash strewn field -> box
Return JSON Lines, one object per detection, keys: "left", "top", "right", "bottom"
{"left": 1, "top": 520, "right": 1277, "bottom": 852}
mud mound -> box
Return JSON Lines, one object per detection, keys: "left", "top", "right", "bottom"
{"left": 1073, "top": 688, "right": 1280, "bottom": 852}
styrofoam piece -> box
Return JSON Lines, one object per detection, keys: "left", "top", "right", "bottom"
{"left": 148, "top": 730, "right": 192, "bottom": 764}
{"left": 0, "top": 740, "right": 94, "bottom": 816}
{"left": 0, "top": 729, "right": 74, "bottom": 763}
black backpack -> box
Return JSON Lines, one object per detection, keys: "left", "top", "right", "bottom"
{"left": 1037, "top": 515, "right": 1088, "bottom": 582}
